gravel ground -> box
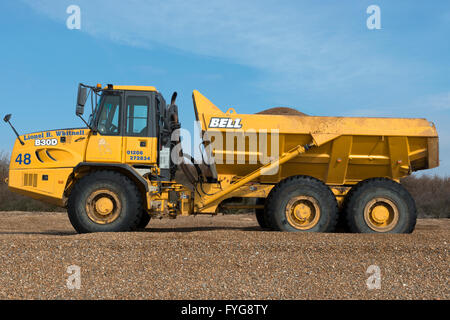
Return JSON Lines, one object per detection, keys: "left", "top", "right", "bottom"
{"left": 0, "top": 211, "right": 448, "bottom": 300}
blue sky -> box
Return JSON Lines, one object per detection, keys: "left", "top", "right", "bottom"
{"left": 0, "top": 0, "right": 449, "bottom": 176}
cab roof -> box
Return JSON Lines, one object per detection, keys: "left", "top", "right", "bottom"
{"left": 104, "top": 85, "right": 157, "bottom": 92}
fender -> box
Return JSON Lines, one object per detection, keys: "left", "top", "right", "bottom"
{"left": 73, "top": 162, "right": 149, "bottom": 192}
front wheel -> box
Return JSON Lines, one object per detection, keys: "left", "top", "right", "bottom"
{"left": 67, "top": 171, "right": 143, "bottom": 233}
{"left": 138, "top": 211, "right": 151, "bottom": 229}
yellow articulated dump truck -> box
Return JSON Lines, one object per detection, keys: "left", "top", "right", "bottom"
{"left": 4, "top": 83, "right": 439, "bottom": 233}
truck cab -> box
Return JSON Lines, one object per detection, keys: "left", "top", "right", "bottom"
{"left": 7, "top": 84, "right": 187, "bottom": 230}
{"left": 87, "top": 86, "right": 158, "bottom": 164}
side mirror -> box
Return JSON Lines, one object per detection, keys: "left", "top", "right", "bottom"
{"left": 76, "top": 85, "right": 88, "bottom": 116}
{"left": 3, "top": 114, "right": 11, "bottom": 123}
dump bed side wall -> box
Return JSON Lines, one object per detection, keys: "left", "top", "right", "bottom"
{"left": 192, "top": 90, "right": 439, "bottom": 185}
{"left": 212, "top": 134, "right": 433, "bottom": 185}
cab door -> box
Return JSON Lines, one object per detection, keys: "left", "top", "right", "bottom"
{"left": 122, "top": 92, "right": 157, "bottom": 165}
{"left": 86, "top": 93, "right": 123, "bottom": 163}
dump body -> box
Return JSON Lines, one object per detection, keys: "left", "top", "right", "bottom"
{"left": 193, "top": 90, "right": 439, "bottom": 186}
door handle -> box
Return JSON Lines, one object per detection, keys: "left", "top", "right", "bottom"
{"left": 140, "top": 141, "right": 146, "bottom": 147}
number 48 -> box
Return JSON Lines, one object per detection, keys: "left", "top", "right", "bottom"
{"left": 15, "top": 153, "right": 31, "bottom": 165}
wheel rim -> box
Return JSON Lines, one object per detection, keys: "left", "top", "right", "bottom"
{"left": 86, "top": 189, "right": 121, "bottom": 224}
{"left": 364, "top": 197, "right": 399, "bottom": 232}
{"left": 285, "top": 196, "right": 321, "bottom": 230}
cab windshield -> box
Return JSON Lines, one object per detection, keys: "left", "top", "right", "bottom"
{"left": 96, "top": 95, "right": 121, "bottom": 135}
{"left": 88, "top": 94, "right": 104, "bottom": 128}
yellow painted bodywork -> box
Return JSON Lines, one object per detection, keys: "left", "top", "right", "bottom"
{"left": 8, "top": 128, "right": 90, "bottom": 205}
{"left": 8, "top": 126, "right": 158, "bottom": 207}
{"left": 85, "top": 135, "right": 158, "bottom": 164}
{"left": 8, "top": 167, "right": 74, "bottom": 206}
{"left": 123, "top": 136, "right": 158, "bottom": 164}
{"left": 86, "top": 135, "right": 123, "bottom": 163}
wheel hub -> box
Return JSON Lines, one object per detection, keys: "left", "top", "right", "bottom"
{"left": 95, "top": 197, "right": 114, "bottom": 216}
{"left": 86, "top": 189, "right": 121, "bottom": 224}
{"left": 371, "top": 205, "right": 390, "bottom": 223}
{"left": 364, "top": 198, "right": 399, "bottom": 232}
{"left": 294, "top": 203, "right": 313, "bottom": 221}
{"left": 286, "top": 196, "right": 320, "bottom": 230}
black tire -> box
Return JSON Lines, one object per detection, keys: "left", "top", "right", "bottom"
{"left": 255, "top": 198, "right": 270, "bottom": 229}
{"left": 265, "top": 176, "right": 338, "bottom": 232}
{"left": 335, "top": 210, "right": 351, "bottom": 233}
{"left": 344, "top": 178, "right": 417, "bottom": 234}
{"left": 138, "top": 211, "right": 151, "bottom": 229}
{"left": 335, "top": 188, "right": 355, "bottom": 233}
{"left": 67, "top": 170, "right": 143, "bottom": 233}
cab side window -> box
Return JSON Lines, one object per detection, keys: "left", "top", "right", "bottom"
{"left": 126, "top": 96, "right": 149, "bottom": 136}
{"left": 97, "top": 95, "right": 121, "bottom": 135}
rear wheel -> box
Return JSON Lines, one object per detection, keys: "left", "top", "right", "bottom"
{"left": 67, "top": 171, "right": 143, "bottom": 233}
{"left": 265, "top": 176, "right": 338, "bottom": 232}
{"left": 344, "top": 178, "right": 417, "bottom": 233}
